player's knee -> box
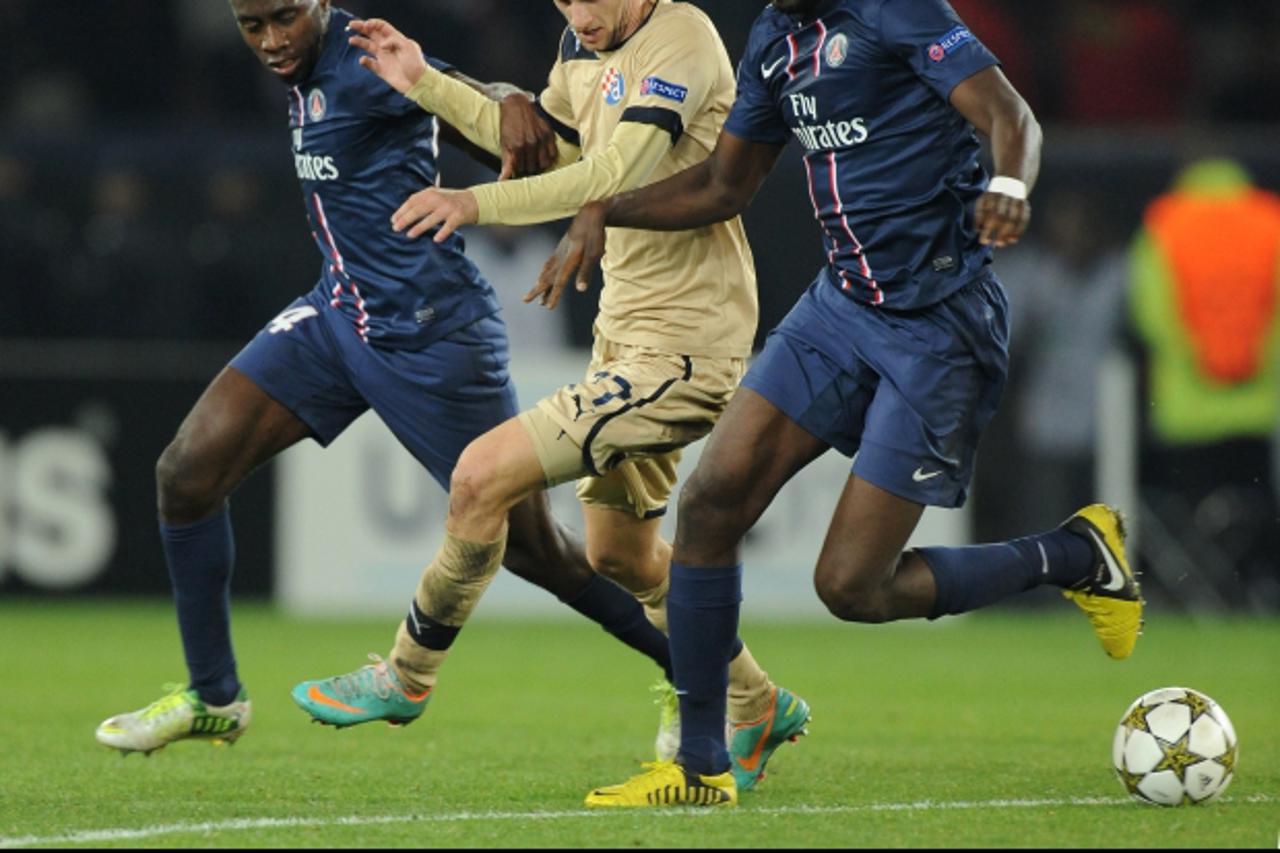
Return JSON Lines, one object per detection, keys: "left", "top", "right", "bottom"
{"left": 585, "top": 539, "right": 649, "bottom": 586}
{"left": 675, "top": 468, "right": 741, "bottom": 538}
{"left": 814, "top": 569, "right": 892, "bottom": 624}
{"left": 448, "top": 447, "right": 510, "bottom": 522}
{"left": 155, "top": 440, "right": 217, "bottom": 521}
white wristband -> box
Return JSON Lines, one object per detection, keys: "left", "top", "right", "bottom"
{"left": 987, "top": 176, "right": 1028, "bottom": 200}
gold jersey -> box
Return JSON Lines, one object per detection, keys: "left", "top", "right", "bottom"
{"left": 539, "top": 1, "right": 757, "bottom": 358}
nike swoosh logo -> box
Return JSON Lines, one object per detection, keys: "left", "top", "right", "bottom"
{"left": 761, "top": 55, "right": 787, "bottom": 79}
{"left": 1087, "top": 528, "right": 1128, "bottom": 592}
{"left": 306, "top": 685, "right": 364, "bottom": 715}
{"left": 402, "top": 685, "right": 431, "bottom": 703}
{"left": 912, "top": 467, "right": 943, "bottom": 482}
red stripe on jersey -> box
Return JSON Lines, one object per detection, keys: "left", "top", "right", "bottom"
{"left": 291, "top": 86, "right": 306, "bottom": 127}
{"left": 813, "top": 20, "right": 827, "bottom": 79}
{"left": 312, "top": 192, "right": 372, "bottom": 336}
{"left": 802, "top": 155, "right": 838, "bottom": 269}
{"left": 311, "top": 192, "right": 345, "bottom": 274}
{"left": 826, "top": 152, "right": 882, "bottom": 302}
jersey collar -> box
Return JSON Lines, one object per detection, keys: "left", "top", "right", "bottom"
{"left": 599, "top": 0, "right": 662, "bottom": 56}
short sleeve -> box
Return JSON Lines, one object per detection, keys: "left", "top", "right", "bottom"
{"left": 878, "top": 0, "right": 999, "bottom": 102}
{"left": 723, "top": 54, "right": 789, "bottom": 145}
{"left": 723, "top": 25, "right": 789, "bottom": 145}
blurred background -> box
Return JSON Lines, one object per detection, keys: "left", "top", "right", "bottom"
{"left": 1, "top": 0, "right": 1278, "bottom": 616}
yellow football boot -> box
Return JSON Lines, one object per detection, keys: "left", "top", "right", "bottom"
{"left": 585, "top": 760, "right": 737, "bottom": 808}
{"left": 1061, "top": 503, "right": 1144, "bottom": 659}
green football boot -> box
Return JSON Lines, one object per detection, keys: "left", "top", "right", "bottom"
{"left": 728, "top": 685, "right": 810, "bottom": 791}
{"left": 95, "top": 684, "right": 250, "bottom": 756}
{"left": 291, "top": 654, "right": 430, "bottom": 728}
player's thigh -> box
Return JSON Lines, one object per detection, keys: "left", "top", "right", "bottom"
{"left": 674, "top": 386, "right": 829, "bottom": 552}
{"left": 688, "top": 292, "right": 861, "bottom": 534}
{"left": 814, "top": 473, "right": 924, "bottom": 593}
{"left": 581, "top": 503, "right": 667, "bottom": 591}
{"left": 166, "top": 299, "right": 367, "bottom": 496}
{"left": 452, "top": 417, "right": 551, "bottom": 514}
{"left": 165, "top": 366, "right": 312, "bottom": 483}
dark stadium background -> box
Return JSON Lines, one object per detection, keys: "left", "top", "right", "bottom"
{"left": 2, "top": 0, "right": 1278, "bottom": 611}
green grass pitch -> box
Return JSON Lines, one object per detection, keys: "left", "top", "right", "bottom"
{"left": 0, "top": 601, "right": 1276, "bottom": 848}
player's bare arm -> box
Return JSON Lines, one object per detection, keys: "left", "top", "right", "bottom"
{"left": 605, "top": 132, "right": 783, "bottom": 230}
{"left": 348, "top": 17, "right": 557, "bottom": 179}
{"left": 527, "top": 132, "right": 782, "bottom": 307}
{"left": 949, "top": 65, "right": 1042, "bottom": 248}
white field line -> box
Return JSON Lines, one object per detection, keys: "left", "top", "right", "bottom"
{"left": 0, "top": 794, "right": 1273, "bottom": 848}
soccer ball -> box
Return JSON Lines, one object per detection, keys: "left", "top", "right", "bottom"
{"left": 1112, "top": 686, "right": 1238, "bottom": 806}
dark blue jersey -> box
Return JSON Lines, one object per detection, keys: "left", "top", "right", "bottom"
{"left": 287, "top": 7, "right": 499, "bottom": 347}
{"left": 725, "top": 0, "right": 999, "bottom": 310}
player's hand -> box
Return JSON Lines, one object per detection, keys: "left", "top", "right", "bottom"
{"left": 392, "top": 187, "right": 479, "bottom": 242}
{"left": 347, "top": 18, "right": 428, "bottom": 95}
{"left": 498, "top": 94, "right": 559, "bottom": 181}
{"left": 975, "top": 190, "right": 1030, "bottom": 248}
{"left": 527, "top": 201, "right": 608, "bottom": 310}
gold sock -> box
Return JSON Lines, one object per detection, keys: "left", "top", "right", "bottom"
{"left": 727, "top": 644, "right": 774, "bottom": 724}
{"left": 634, "top": 575, "right": 670, "bottom": 634}
{"left": 390, "top": 527, "right": 507, "bottom": 694}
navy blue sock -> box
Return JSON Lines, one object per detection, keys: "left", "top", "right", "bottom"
{"left": 563, "top": 574, "right": 674, "bottom": 682}
{"left": 160, "top": 506, "right": 240, "bottom": 706}
{"left": 919, "top": 528, "right": 1095, "bottom": 619}
{"left": 668, "top": 561, "right": 741, "bottom": 776}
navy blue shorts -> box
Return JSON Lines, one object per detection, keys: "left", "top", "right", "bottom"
{"left": 230, "top": 290, "right": 517, "bottom": 489}
{"left": 741, "top": 270, "right": 1009, "bottom": 508}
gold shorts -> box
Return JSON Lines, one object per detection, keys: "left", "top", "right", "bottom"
{"left": 518, "top": 332, "right": 745, "bottom": 518}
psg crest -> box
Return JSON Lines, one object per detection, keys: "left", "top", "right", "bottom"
{"left": 825, "top": 33, "right": 849, "bottom": 68}
{"left": 307, "top": 88, "right": 327, "bottom": 122}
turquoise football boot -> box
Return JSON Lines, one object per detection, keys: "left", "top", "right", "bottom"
{"left": 292, "top": 654, "right": 430, "bottom": 728}
{"left": 728, "top": 686, "right": 810, "bottom": 791}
